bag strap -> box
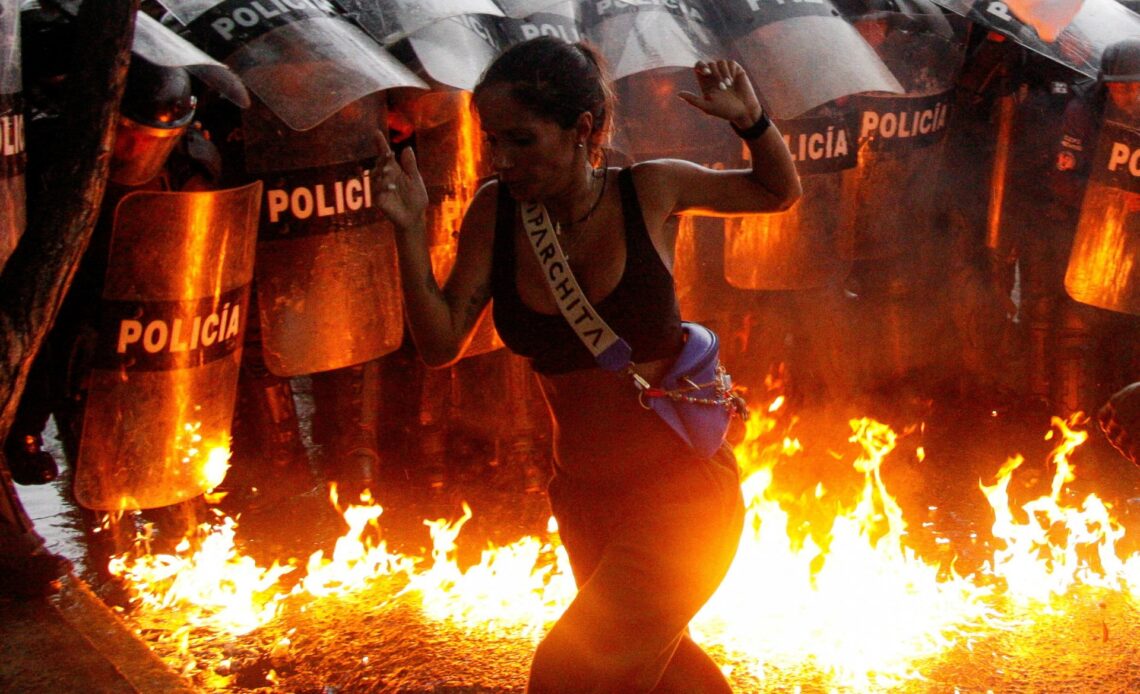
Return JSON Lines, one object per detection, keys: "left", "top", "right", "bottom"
{"left": 519, "top": 200, "right": 634, "bottom": 373}
{"left": 520, "top": 198, "right": 747, "bottom": 422}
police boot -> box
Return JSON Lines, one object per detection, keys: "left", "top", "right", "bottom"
{"left": 1054, "top": 302, "right": 1098, "bottom": 417}
{"left": 413, "top": 367, "right": 454, "bottom": 491}
{"left": 310, "top": 363, "right": 384, "bottom": 500}
{"left": 3, "top": 432, "right": 59, "bottom": 486}
{"left": 229, "top": 365, "right": 314, "bottom": 507}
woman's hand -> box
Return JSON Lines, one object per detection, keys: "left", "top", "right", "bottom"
{"left": 375, "top": 130, "right": 429, "bottom": 235}
{"left": 677, "top": 59, "right": 764, "bottom": 130}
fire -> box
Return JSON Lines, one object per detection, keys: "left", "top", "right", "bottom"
{"left": 294, "top": 486, "right": 416, "bottom": 599}
{"left": 200, "top": 446, "right": 231, "bottom": 491}
{"left": 108, "top": 513, "right": 294, "bottom": 636}
{"left": 110, "top": 398, "right": 1140, "bottom": 688}
{"left": 980, "top": 413, "right": 1140, "bottom": 601}
{"left": 693, "top": 415, "right": 996, "bottom": 690}
{"left": 408, "top": 503, "right": 574, "bottom": 640}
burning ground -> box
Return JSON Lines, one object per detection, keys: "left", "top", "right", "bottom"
{"left": 97, "top": 395, "right": 1140, "bottom": 693}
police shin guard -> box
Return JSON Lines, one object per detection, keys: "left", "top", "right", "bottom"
{"left": 1054, "top": 303, "right": 1097, "bottom": 417}
{"left": 415, "top": 367, "right": 452, "bottom": 491}
{"left": 230, "top": 363, "right": 313, "bottom": 503}
{"left": 310, "top": 363, "right": 381, "bottom": 500}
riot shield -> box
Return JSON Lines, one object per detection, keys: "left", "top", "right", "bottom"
{"left": 410, "top": 90, "right": 502, "bottom": 357}
{"left": 711, "top": 0, "right": 903, "bottom": 119}
{"left": 407, "top": 10, "right": 503, "bottom": 90}
{"left": 596, "top": 0, "right": 739, "bottom": 326}
{"left": 1065, "top": 101, "right": 1140, "bottom": 315}
{"left": 612, "top": 66, "right": 739, "bottom": 165}
{"left": 495, "top": 0, "right": 582, "bottom": 47}
{"left": 495, "top": 0, "right": 571, "bottom": 18}
{"left": 339, "top": 0, "right": 504, "bottom": 90}
{"left": 610, "top": 58, "right": 743, "bottom": 330}
{"left": 157, "top": 0, "right": 426, "bottom": 131}
{"left": 837, "top": 8, "right": 964, "bottom": 260}
{"left": 725, "top": 105, "right": 855, "bottom": 290}
{"left": 132, "top": 11, "right": 249, "bottom": 108}
{"left": 336, "top": 0, "right": 498, "bottom": 46}
{"left": 932, "top": 0, "right": 1140, "bottom": 78}
{"left": 74, "top": 182, "right": 261, "bottom": 511}
{"left": 582, "top": 0, "right": 723, "bottom": 80}
{"left": 243, "top": 94, "right": 404, "bottom": 376}
{"left": 0, "top": 0, "right": 23, "bottom": 273}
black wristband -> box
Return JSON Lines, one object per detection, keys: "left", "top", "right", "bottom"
{"left": 731, "top": 111, "right": 772, "bottom": 140}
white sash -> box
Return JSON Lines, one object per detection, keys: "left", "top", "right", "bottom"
{"left": 519, "top": 200, "right": 633, "bottom": 372}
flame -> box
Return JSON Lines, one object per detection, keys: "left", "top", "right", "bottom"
{"left": 980, "top": 413, "right": 1140, "bottom": 601}
{"left": 108, "top": 514, "right": 294, "bottom": 635}
{"left": 201, "top": 446, "right": 231, "bottom": 491}
{"left": 407, "top": 502, "right": 574, "bottom": 640}
{"left": 294, "top": 486, "right": 416, "bottom": 599}
{"left": 111, "top": 396, "right": 1140, "bottom": 688}
{"left": 693, "top": 414, "right": 995, "bottom": 690}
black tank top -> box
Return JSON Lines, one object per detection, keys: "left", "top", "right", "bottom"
{"left": 491, "top": 167, "right": 684, "bottom": 375}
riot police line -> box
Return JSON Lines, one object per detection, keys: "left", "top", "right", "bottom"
{"left": 4, "top": 0, "right": 1140, "bottom": 573}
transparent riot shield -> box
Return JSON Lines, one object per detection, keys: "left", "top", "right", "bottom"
{"left": 74, "top": 182, "right": 261, "bottom": 511}
{"left": 336, "top": 0, "right": 498, "bottom": 46}
{"left": 932, "top": 0, "right": 1140, "bottom": 79}
{"left": 158, "top": 0, "right": 426, "bottom": 131}
{"left": 0, "top": 0, "right": 24, "bottom": 273}
{"left": 837, "top": 11, "right": 964, "bottom": 260}
{"left": 406, "top": 10, "right": 503, "bottom": 90}
{"left": 495, "top": 0, "right": 582, "bottom": 47}
{"left": 582, "top": 0, "right": 722, "bottom": 80}
{"left": 243, "top": 94, "right": 404, "bottom": 376}
{"left": 1065, "top": 102, "right": 1140, "bottom": 315}
{"left": 340, "top": 0, "right": 504, "bottom": 90}
{"left": 613, "top": 64, "right": 740, "bottom": 165}
{"left": 132, "top": 11, "right": 249, "bottom": 108}
{"left": 725, "top": 106, "right": 855, "bottom": 290}
{"left": 495, "top": 0, "right": 571, "bottom": 18}
{"left": 414, "top": 90, "right": 502, "bottom": 357}
{"left": 712, "top": 0, "right": 903, "bottom": 119}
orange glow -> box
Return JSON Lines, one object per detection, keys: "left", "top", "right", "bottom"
{"left": 673, "top": 215, "right": 699, "bottom": 316}
{"left": 980, "top": 413, "right": 1140, "bottom": 601}
{"left": 693, "top": 414, "right": 995, "bottom": 689}
{"left": 986, "top": 93, "right": 1015, "bottom": 254}
{"left": 108, "top": 513, "right": 295, "bottom": 636}
{"left": 111, "top": 397, "right": 1140, "bottom": 688}
{"left": 426, "top": 92, "right": 502, "bottom": 356}
{"left": 294, "top": 486, "right": 416, "bottom": 599}
{"left": 1065, "top": 187, "right": 1140, "bottom": 313}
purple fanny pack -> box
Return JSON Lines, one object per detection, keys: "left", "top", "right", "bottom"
{"left": 637, "top": 322, "right": 748, "bottom": 458}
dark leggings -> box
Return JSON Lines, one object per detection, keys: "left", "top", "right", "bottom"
{"left": 529, "top": 446, "right": 745, "bottom": 693}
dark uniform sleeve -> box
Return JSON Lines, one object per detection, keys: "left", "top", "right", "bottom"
{"left": 1048, "top": 87, "right": 1098, "bottom": 214}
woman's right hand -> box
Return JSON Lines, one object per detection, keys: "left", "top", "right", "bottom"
{"left": 375, "top": 131, "right": 429, "bottom": 235}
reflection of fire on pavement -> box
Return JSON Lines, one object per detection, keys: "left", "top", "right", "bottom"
{"left": 106, "top": 396, "right": 1140, "bottom": 692}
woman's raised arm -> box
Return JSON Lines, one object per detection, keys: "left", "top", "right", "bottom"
{"left": 375, "top": 134, "right": 496, "bottom": 367}
{"left": 639, "top": 59, "right": 802, "bottom": 219}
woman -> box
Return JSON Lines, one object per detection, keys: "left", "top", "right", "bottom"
{"left": 378, "top": 36, "right": 800, "bottom": 693}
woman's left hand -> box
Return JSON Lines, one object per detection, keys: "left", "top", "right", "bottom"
{"left": 677, "top": 59, "right": 764, "bottom": 130}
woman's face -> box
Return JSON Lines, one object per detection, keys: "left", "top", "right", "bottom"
{"left": 474, "top": 82, "right": 579, "bottom": 201}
